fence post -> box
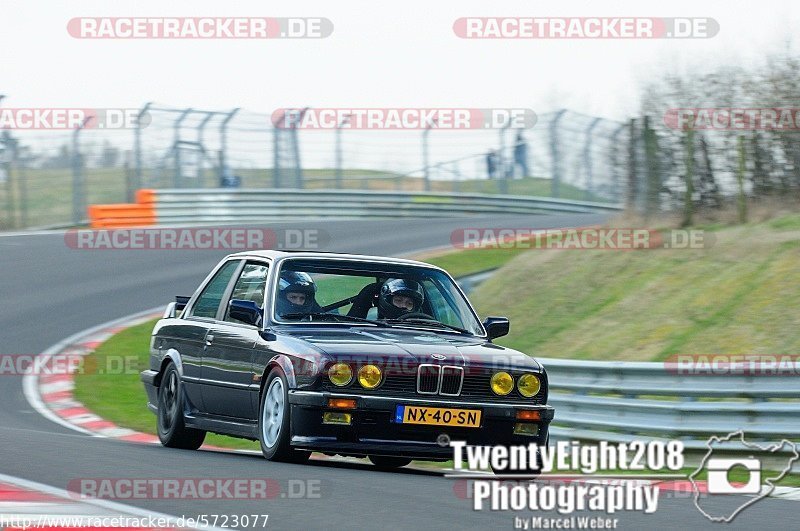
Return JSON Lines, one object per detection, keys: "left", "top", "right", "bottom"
{"left": 133, "top": 102, "right": 151, "bottom": 198}
{"left": 626, "top": 118, "right": 637, "bottom": 211}
{"left": 422, "top": 124, "right": 434, "bottom": 192}
{"left": 643, "top": 116, "right": 661, "bottom": 218}
{"left": 610, "top": 124, "right": 626, "bottom": 204}
{"left": 335, "top": 114, "right": 350, "bottom": 189}
{"left": 1, "top": 130, "right": 15, "bottom": 229}
{"left": 583, "top": 117, "right": 601, "bottom": 200}
{"left": 219, "top": 107, "right": 239, "bottom": 186}
{"left": 683, "top": 120, "right": 695, "bottom": 227}
{"left": 737, "top": 135, "right": 748, "bottom": 224}
{"left": 273, "top": 127, "right": 281, "bottom": 188}
{"left": 72, "top": 116, "right": 91, "bottom": 225}
{"left": 195, "top": 112, "right": 215, "bottom": 187}
{"left": 498, "top": 120, "right": 512, "bottom": 194}
{"left": 549, "top": 109, "right": 567, "bottom": 198}
{"left": 289, "top": 108, "right": 307, "bottom": 189}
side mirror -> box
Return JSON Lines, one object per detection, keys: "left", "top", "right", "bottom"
{"left": 229, "top": 299, "right": 263, "bottom": 326}
{"left": 483, "top": 316, "right": 510, "bottom": 340}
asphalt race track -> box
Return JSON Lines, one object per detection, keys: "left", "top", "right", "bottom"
{"left": 0, "top": 214, "right": 792, "bottom": 530}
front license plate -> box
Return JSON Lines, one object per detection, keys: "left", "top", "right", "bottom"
{"left": 395, "top": 405, "right": 481, "bottom": 428}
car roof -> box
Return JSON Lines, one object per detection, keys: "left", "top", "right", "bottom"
{"left": 226, "top": 249, "right": 441, "bottom": 269}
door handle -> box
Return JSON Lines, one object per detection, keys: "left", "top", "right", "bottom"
{"left": 205, "top": 334, "right": 215, "bottom": 346}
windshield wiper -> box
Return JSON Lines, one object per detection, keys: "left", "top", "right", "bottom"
{"left": 383, "top": 318, "right": 472, "bottom": 335}
{"left": 280, "top": 312, "right": 391, "bottom": 327}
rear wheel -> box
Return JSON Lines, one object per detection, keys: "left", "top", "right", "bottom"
{"left": 258, "top": 368, "right": 311, "bottom": 463}
{"left": 368, "top": 456, "right": 412, "bottom": 470}
{"left": 157, "top": 363, "right": 206, "bottom": 449}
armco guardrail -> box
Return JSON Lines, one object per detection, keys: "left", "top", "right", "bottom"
{"left": 541, "top": 357, "right": 800, "bottom": 452}
{"left": 87, "top": 189, "right": 621, "bottom": 228}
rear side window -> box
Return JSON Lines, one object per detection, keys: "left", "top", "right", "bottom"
{"left": 189, "top": 260, "right": 241, "bottom": 318}
{"left": 225, "top": 262, "right": 269, "bottom": 323}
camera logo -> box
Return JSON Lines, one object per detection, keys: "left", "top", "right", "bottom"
{"left": 706, "top": 457, "right": 761, "bottom": 494}
{"left": 690, "top": 431, "right": 799, "bottom": 523}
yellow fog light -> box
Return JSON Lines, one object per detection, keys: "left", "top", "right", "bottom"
{"left": 513, "top": 423, "right": 539, "bottom": 436}
{"left": 517, "top": 373, "right": 541, "bottom": 397}
{"left": 328, "top": 363, "right": 353, "bottom": 387}
{"left": 358, "top": 364, "right": 382, "bottom": 389}
{"left": 323, "top": 412, "right": 352, "bottom": 425}
{"left": 490, "top": 371, "right": 514, "bottom": 395}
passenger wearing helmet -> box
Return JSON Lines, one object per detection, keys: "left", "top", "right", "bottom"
{"left": 277, "top": 271, "right": 320, "bottom": 317}
{"left": 377, "top": 278, "right": 425, "bottom": 319}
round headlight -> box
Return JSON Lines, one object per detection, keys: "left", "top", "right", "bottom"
{"left": 517, "top": 373, "right": 541, "bottom": 397}
{"left": 328, "top": 363, "right": 353, "bottom": 387}
{"left": 358, "top": 364, "right": 382, "bottom": 389}
{"left": 490, "top": 371, "right": 514, "bottom": 396}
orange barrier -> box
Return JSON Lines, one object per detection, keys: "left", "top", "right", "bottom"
{"left": 87, "top": 189, "right": 156, "bottom": 228}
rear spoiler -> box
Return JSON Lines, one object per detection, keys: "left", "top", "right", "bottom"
{"left": 163, "top": 296, "right": 191, "bottom": 319}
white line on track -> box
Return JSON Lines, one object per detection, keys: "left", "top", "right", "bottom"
{"left": 0, "top": 472, "right": 231, "bottom": 531}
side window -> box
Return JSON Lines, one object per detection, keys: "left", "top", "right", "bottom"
{"left": 189, "top": 260, "right": 241, "bottom": 319}
{"left": 225, "top": 262, "right": 269, "bottom": 323}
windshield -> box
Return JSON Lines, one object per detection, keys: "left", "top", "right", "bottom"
{"left": 272, "top": 258, "right": 484, "bottom": 336}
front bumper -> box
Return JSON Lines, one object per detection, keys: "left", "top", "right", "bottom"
{"left": 288, "top": 390, "right": 554, "bottom": 459}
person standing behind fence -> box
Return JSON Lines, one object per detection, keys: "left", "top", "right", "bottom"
{"left": 513, "top": 132, "right": 529, "bottom": 178}
{"left": 486, "top": 150, "right": 498, "bottom": 179}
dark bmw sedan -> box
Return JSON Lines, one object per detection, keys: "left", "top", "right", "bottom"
{"left": 141, "top": 251, "right": 554, "bottom": 470}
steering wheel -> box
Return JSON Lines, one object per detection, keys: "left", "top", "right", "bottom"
{"left": 396, "top": 312, "right": 435, "bottom": 320}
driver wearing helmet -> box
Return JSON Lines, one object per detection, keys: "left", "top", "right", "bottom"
{"left": 378, "top": 279, "right": 425, "bottom": 319}
{"left": 276, "top": 271, "right": 320, "bottom": 317}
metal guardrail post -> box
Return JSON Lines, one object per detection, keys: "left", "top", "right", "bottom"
{"left": 549, "top": 109, "right": 567, "bottom": 198}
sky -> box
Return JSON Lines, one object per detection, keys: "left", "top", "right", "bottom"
{"left": 1, "top": 0, "right": 799, "bottom": 121}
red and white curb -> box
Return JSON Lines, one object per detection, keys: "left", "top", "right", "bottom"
{"left": 23, "top": 308, "right": 166, "bottom": 444}
{"left": 0, "top": 473, "right": 227, "bottom": 530}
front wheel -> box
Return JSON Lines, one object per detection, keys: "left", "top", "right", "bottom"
{"left": 258, "top": 368, "right": 311, "bottom": 463}
{"left": 157, "top": 363, "right": 206, "bottom": 449}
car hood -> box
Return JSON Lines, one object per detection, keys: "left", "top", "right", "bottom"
{"left": 275, "top": 325, "right": 541, "bottom": 372}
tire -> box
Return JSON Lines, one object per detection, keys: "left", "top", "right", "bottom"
{"left": 258, "top": 367, "right": 311, "bottom": 463}
{"left": 368, "top": 456, "right": 412, "bottom": 470}
{"left": 157, "top": 363, "right": 206, "bottom": 449}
